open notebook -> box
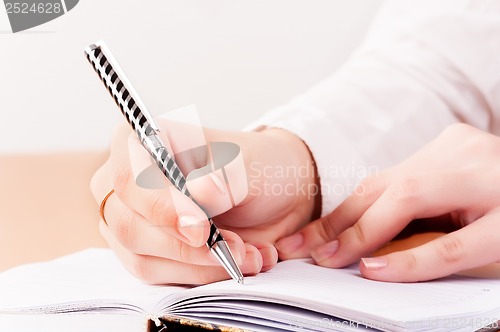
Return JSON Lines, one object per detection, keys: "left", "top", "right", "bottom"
{"left": 1, "top": 249, "right": 499, "bottom": 332}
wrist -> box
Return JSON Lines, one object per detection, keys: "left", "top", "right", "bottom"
{"left": 260, "top": 128, "right": 322, "bottom": 221}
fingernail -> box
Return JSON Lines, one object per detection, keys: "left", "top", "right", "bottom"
{"left": 228, "top": 242, "right": 244, "bottom": 265}
{"left": 241, "top": 248, "right": 263, "bottom": 276}
{"left": 275, "top": 233, "right": 304, "bottom": 254}
{"left": 178, "top": 215, "right": 206, "bottom": 246}
{"left": 311, "top": 240, "right": 339, "bottom": 262}
{"left": 258, "top": 245, "right": 278, "bottom": 271}
{"left": 361, "top": 257, "right": 388, "bottom": 270}
{"left": 209, "top": 173, "right": 227, "bottom": 195}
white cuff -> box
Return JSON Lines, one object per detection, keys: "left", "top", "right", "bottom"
{"left": 246, "top": 101, "right": 374, "bottom": 216}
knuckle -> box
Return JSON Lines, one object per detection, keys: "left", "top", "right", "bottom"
{"left": 113, "top": 210, "right": 139, "bottom": 251}
{"left": 149, "top": 194, "right": 174, "bottom": 229}
{"left": 196, "top": 266, "right": 215, "bottom": 285}
{"left": 317, "top": 215, "right": 341, "bottom": 243}
{"left": 356, "top": 176, "right": 384, "bottom": 202}
{"left": 434, "top": 236, "right": 465, "bottom": 265}
{"left": 176, "top": 241, "right": 194, "bottom": 264}
{"left": 350, "top": 222, "right": 367, "bottom": 245}
{"left": 402, "top": 251, "right": 418, "bottom": 272}
{"left": 113, "top": 167, "right": 133, "bottom": 197}
{"left": 390, "top": 176, "right": 420, "bottom": 203}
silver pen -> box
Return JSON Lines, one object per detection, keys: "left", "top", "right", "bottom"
{"left": 84, "top": 41, "right": 244, "bottom": 284}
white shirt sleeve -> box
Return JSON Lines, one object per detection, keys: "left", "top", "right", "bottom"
{"left": 247, "top": 0, "right": 500, "bottom": 216}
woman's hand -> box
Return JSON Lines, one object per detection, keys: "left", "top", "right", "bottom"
{"left": 90, "top": 121, "right": 319, "bottom": 285}
{"left": 277, "top": 123, "right": 500, "bottom": 282}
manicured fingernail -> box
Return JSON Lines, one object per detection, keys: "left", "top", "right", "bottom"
{"left": 209, "top": 173, "right": 227, "bottom": 194}
{"left": 258, "top": 245, "right": 278, "bottom": 271}
{"left": 275, "top": 233, "right": 304, "bottom": 254}
{"left": 311, "top": 240, "right": 339, "bottom": 262}
{"left": 228, "top": 243, "right": 244, "bottom": 265}
{"left": 361, "top": 257, "right": 388, "bottom": 270}
{"left": 178, "top": 215, "right": 206, "bottom": 246}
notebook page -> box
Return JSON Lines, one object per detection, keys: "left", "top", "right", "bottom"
{"left": 172, "top": 300, "right": 379, "bottom": 332}
{"left": 173, "top": 259, "right": 500, "bottom": 331}
{"left": 0, "top": 248, "right": 185, "bottom": 314}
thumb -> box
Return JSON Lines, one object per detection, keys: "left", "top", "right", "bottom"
{"left": 275, "top": 174, "right": 389, "bottom": 260}
{"left": 186, "top": 170, "right": 233, "bottom": 217}
{"left": 186, "top": 142, "right": 248, "bottom": 217}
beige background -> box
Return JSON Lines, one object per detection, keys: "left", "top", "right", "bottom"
{"left": 0, "top": 152, "right": 108, "bottom": 271}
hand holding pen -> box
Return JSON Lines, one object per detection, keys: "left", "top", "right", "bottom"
{"left": 87, "top": 42, "right": 318, "bottom": 285}
{"left": 85, "top": 41, "right": 244, "bottom": 283}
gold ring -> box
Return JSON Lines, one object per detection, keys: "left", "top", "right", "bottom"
{"left": 99, "top": 189, "right": 115, "bottom": 225}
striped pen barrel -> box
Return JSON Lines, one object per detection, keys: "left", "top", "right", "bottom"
{"left": 85, "top": 41, "right": 243, "bottom": 284}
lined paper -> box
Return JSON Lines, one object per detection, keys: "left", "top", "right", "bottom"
{"left": 1, "top": 249, "right": 500, "bottom": 331}
{"left": 173, "top": 259, "right": 500, "bottom": 331}
{"left": 0, "top": 249, "right": 183, "bottom": 313}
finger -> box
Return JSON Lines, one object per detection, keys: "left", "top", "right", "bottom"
{"left": 248, "top": 242, "right": 278, "bottom": 272}
{"left": 110, "top": 124, "right": 207, "bottom": 245}
{"left": 128, "top": 138, "right": 243, "bottom": 236}
{"left": 107, "top": 127, "right": 210, "bottom": 247}
{"left": 274, "top": 141, "right": 464, "bottom": 260}
{"left": 275, "top": 173, "right": 390, "bottom": 259}
{"left": 100, "top": 220, "right": 263, "bottom": 284}
{"left": 359, "top": 212, "right": 500, "bottom": 282}
{"left": 173, "top": 136, "right": 248, "bottom": 218}
{"left": 101, "top": 192, "right": 246, "bottom": 266}
{"left": 186, "top": 159, "right": 248, "bottom": 219}
{"left": 185, "top": 170, "right": 234, "bottom": 218}
{"left": 117, "top": 166, "right": 211, "bottom": 246}
{"left": 312, "top": 170, "right": 482, "bottom": 268}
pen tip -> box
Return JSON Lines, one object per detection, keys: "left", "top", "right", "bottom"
{"left": 237, "top": 276, "right": 244, "bottom": 285}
